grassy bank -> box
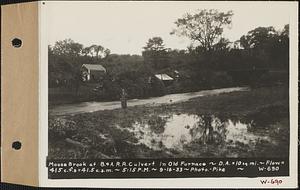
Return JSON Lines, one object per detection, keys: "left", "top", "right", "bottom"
{"left": 49, "top": 85, "right": 289, "bottom": 159}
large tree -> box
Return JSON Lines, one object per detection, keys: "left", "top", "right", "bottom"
{"left": 239, "top": 25, "right": 289, "bottom": 69}
{"left": 143, "top": 37, "right": 166, "bottom": 52}
{"left": 90, "top": 45, "right": 104, "bottom": 59}
{"left": 142, "top": 37, "right": 169, "bottom": 69}
{"left": 81, "top": 46, "right": 92, "bottom": 57}
{"left": 171, "top": 9, "right": 233, "bottom": 52}
{"left": 89, "top": 44, "right": 111, "bottom": 60}
{"left": 52, "top": 39, "right": 83, "bottom": 57}
{"left": 239, "top": 26, "right": 276, "bottom": 49}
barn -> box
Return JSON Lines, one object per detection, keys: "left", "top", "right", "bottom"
{"left": 81, "top": 64, "right": 106, "bottom": 82}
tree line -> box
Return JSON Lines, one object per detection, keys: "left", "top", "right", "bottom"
{"left": 49, "top": 9, "right": 289, "bottom": 104}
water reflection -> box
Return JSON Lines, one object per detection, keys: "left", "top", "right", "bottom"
{"left": 119, "top": 113, "right": 272, "bottom": 154}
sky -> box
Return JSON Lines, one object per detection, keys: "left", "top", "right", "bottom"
{"left": 44, "top": 1, "right": 294, "bottom": 55}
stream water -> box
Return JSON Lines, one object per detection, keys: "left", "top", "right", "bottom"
{"left": 115, "top": 113, "right": 285, "bottom": 157}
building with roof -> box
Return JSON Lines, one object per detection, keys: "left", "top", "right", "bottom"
{"left": 154, "top": 74, "right": 174, "bottom": 81}
{"left": 81, "top": 64, "right": 106, "bottom": 82}
{"left": 154, "top": 73, "right": 174, "bottom": 86}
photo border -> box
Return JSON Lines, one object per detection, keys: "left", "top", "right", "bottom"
{"left": 39, "top": 1, "right": 298, "bottom": 188}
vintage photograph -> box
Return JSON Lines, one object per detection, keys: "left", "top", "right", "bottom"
{"left": 47, "top": 2, "right": 290, "bottom": 161}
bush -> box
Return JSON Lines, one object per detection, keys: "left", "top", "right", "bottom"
{"left": 150, "top": 78, "right": 166, "bottom": 97}
{"left": 209, "top": 72, "right": 234, "bottom": 88}
{"left": 259, "top": 71, "right": 289, "bottom": 86}
{"left": 49, "top": 118, "right": 77, "bottom": 140}
{"left": 166, "top": 79, "right": 197, "bottom": 94}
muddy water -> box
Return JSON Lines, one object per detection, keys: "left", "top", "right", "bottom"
{"left": 116, "top": 113, "right": 282, "bottom": 157}
{"left": 50, "top": 87, "right": 248, "bottom": 116}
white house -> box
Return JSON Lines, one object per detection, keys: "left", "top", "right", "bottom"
{"left": 81, "top": 64, "right": 106, "bottom": 82}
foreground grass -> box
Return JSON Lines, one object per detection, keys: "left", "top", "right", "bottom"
{"left": 49, "top": 85, "right": 289, "bottom": 159}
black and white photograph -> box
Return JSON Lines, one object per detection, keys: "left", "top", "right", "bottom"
{"left": 45, "top": 1, "right": 295, "bottom": 181}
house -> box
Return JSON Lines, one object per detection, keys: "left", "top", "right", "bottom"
{"left": 81, "top": 64, "right": 106, "bottom": 82}
{"left": 154, "top": 74, "right": 174, "bottom": 86}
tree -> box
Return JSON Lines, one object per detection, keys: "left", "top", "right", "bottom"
{"left": 82, "top": 47, "right": 92, "bottom": 56}
{"left": 90, "top": 45, "right": 104, "bottom": 59}
{"left": 282, "top": 24, "right": 289, "bottom": 37}
{"left": 143, "top": 37, "right": 166, "bottom": 52}
{"left": 89, "top": 45, "right": 111, "bottom": 60}
{"left": 239, "top": 25, "right": 289, "bottom": 69}
{"left": 171, "top": 9, "right": 233, "bottom": 52}
{"left": 239, "top": 26, "right": 276, "bottom": 49}
{"left": 213, "top": 37, "right": 231, "bottom": 51}
{"left": 104, "top": 49, "right": 111, "bottom": 58}
{"left": 276, "top": 24, "right": 289, "bottom": 69}
{"left": 52, "top": 39, "right": 83, "bottom": 57}
{"left": 142, "top": 37, "right": 169, "bottom": 69}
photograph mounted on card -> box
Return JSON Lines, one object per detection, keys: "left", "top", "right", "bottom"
{"left": 41, "top": 1, "right": 298, "bottom": 187}
{"left": 1, "top": 0, "right": 298, "bottom": 188}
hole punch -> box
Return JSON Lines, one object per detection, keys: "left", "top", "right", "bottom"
{"left": 12, "top": 141, "right": 22, "bottom": 150}
{"left": 11, "top": 38, "right": 22, "bottom": 48}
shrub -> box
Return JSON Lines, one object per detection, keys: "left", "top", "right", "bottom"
{"left": 49, "top": 118, "right": 77, "bottom": 140}
{"left": 150, "top": 78, "right": 166, "bottom": 97}
{"left": 209, "top": 72, "right": 234, "bottom": 88}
